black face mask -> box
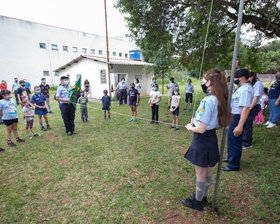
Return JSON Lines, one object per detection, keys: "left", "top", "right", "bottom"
{"left": 131, "top": 86, "right": 135, "bottom": 89}
{"left": 201, "top": 83, "right": 208, "bottom": 93}
{"left": 21, "top": 85, "right": 25, "bottom": 87}
{"left": 234, "top": 79, "right": 240, "bottom": 86}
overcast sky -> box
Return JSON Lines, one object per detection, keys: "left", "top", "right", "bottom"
{"left": 0, "top": 0, "right": 130, "bottom": 38}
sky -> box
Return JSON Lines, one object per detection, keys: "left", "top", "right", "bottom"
{"left": 0, "top": 0, "right": 130, "bottom": 39}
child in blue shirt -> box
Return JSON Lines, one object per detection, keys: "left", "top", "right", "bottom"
{"left": 127, "top": 83, "right": 139, "bottom": 122}
{"left": 0, "top": 90, "right": 25, "bottom": 147}
{"left": 101, "top": 90, "right": 111, "bottom": 120}
{"left": 31, "top": 86, "right": 51, "bottom": 131}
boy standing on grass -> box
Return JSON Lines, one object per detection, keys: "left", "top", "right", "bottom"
{"left": 40, "top": 78, "right": 52, "bottom": 113}
{"left": 0, "top": 90, "right": 25, "bottom": 147}
{"left": 127, "top": 83, "right": 139, "bottom": 122}
{"left": 22, "top": 97, "right": 40, "bottom": 139}
{"left": 17, "top": 80, "right": 31, "bottom": 105}
{"left": 31, "top": 86, "right": 51, "bottom": 131}
{"left": 78, "top": 90, "right": 88, "bottom": 122}
{"left": 101, "top": 90, "right": 111, "bottom": 120}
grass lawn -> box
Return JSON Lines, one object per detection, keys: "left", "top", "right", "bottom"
{"left": 0, "top": 89, "right": 279, "bottom": 224}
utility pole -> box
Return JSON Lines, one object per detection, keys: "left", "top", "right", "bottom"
{"left": 104, "top": 0, "right": 111, "bottom": 97}
{"left": 212, "top": 0, "right": 245, "bottom": 211}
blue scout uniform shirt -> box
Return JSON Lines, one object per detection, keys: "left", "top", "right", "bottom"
{"left": 268, "top": 81, "right": 280, "bottom": 99}
{"left": 12, "top": 82, "right": 20, "bottom": 91}
{"left": 193, "top": 94, "right": 219, "bottom": 130}
{"left": 0, "top": 99, "right": 18, "bottom": 120}
{"left": 56, "top": 85, "right": 71, "bottom": 104}
{"left": 117, "top": 82, "right": 128, "bottom": 90}
{"left": 31, "top": 93, "right": 46, "bottom": 107}
{"left": 25, "top": 82, "right": 31, "bottom": 90}
{"left": 185, "top": 84, "right": 194, "bottom": 93}
{"left": 128, "top": 89, "right": 138, "bottom": 101}
{"left": 101, "top": 95, "right": 111, "bottom": 107}
{"left": 231, "top": 83, "right": 254, "bottom": 114}
{"left": 252, "top": 80, "right": 264, "bottom": 105}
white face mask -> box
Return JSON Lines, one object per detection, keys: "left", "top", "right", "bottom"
{"left": 175, "top": 92, "right": 179, "bottom": 95}
{"left": 64, "top": 80, "right": 70, "bottom": 86}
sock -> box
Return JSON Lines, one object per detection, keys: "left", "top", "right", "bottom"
{"left": 190, "top": 105, "right": 192, "bottom": 110}
{"left": 40, "top": 122, "right": 43, "bottom": 127}
{"left": 195, "top": 181, "right": 206, "bottom": 201}
{"left": 203, "top": 176, "right": 212, "bottom": 197}
{"left": 46, "top": 121, "right": 49, "bottom": 125}
{"left": 185, "top": 104, "right": 187, "bottom": 109}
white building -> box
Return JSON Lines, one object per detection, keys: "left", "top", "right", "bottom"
{"left": 55, "top": 55, "right": 154, "bottom": 99}
{"left": 0, "top": 15, "right": 138, "bottom": 89}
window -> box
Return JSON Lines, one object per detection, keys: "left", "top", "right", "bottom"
{"left": 54, "top": 72, "right": 59, "bottom": 76}
{"left": 72, "top": 47, "right": 78, "bottom": 53}
{"left": 113, "top": 52, "right": 116, "bottom": 56}
{"left": 90, "top": 49, "right": 95, "bottom": 54}
{"left": 43, "top": 71, "right": 50, "bottom": 76}
{"left": 119, "top": 53, "right": 122, "bottom": 57}
{"left": 63, "top": 46, "right": 68, "bottom": 51}
{"left": 98, "top": 50, "right": 103, "bottom": 55}
{"left": 51, "top": 44, "right": 58, "bottom": 50}
{"left": 82, "top": 48, "right": 87, "bottom": 53}
{"left": 39, "top": 43, "right": 46, "bottom": 49}
{"left": 100, "top": 70, "right": 106, "bottom": 84}
{"left": 125, "top": 53, "right": 128, "bottom": 58}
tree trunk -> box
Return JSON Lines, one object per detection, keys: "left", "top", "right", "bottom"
{"left": 162, "top": 70, "right": 164, "bottom": 95}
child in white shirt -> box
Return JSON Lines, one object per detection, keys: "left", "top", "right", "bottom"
{"left": 170, "top": 87, "right": 181, "bottom": 130}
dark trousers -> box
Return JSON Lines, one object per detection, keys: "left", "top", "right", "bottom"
{"left": 242, "top": 104, "right": 261, "bottom": 147}
{"left": 14, "top": 91, "right": 19, "bottom": 105}
{"left": 119, "top": 89, "right": 127, "bottom": 105}
{"left": 60, "top": 103, "right": 75, "bottom": 133}
{"left": 227, "top": 114, "right": 242, "bottom": 170}
{"left": 80, "top": 106, "right": 88, "bottom": 121}
{"left": 151, "top": 104, "right": 159, "bottom": 122}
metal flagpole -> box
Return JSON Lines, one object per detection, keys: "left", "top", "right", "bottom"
{"left": 212, "top": 0, "right": 245, "bottom": 211}
{"left": 104, "top": 0, "right": 112, "bottom": 97}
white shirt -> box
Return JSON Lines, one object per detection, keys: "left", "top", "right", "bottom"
{"left": 150, "top": 91, "right": 162, "bottom": 105}
{"left": 260, "top": 94, "right": 268, "bottom": 109}
{"left": 171, "top": 95, "right": 181, "bottom": 107}
{"left": 135, "top": 83, "right": 141, "bottom": 94}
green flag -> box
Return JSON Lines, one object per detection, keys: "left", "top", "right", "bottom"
{"left": 69, "top": 77, "right": 81, "bottom": 110}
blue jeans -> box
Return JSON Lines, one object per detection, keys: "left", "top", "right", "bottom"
{"left": 268, "top": 98, "right": 280, "bottom": 124}
{"left": 227, "top": 114, "right": 242, "bottom": 170}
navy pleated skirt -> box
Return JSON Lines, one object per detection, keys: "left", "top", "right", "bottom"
{"left": 184, "top": 129, "right": 219, "bottom": 167}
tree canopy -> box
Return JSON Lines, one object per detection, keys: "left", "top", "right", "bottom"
{"left": 116, "top": 0, "right": 280, "bottom": 73}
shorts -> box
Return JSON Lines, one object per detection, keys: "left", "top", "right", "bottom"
{"left": 184, "top": 129, "right": 219, "bottom": 167}
{"left": 102, "top": 106, "right": 110, "bottom": 111}
{"left": 26, "top": 120, "right": 34, "bottom": 130}
{"left": 3, "top": 119, "right": 18, "bottom": 126}
{"left": 129, "top": 101, "right": 137, "bottom": 106}
{"left": 185, "top": 93, "right": 193, "bottom": 103}
{"left": 172, "top": 106, "right": 179, "bottom": 116}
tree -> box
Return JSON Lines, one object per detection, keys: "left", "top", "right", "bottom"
{"left": 116, "top": 0, "right": 280, "bottom": 72}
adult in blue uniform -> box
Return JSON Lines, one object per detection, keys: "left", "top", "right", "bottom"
{"left": 56, "top": 76, "right": 76, "bottom": 136}
{"left": 265, "top": 72, "right": 280, "bottom": 128}
{"left": 182, "top": 69, "right": 230, "bottom": 211}
{"left": 116, "top": 78, "right": 128, "bottom": 105}
{"left": 242, "top": 72, "right": 263, "bottom": 149}
{"left": 222, "top": 69, "right": 253, "bottom": 171}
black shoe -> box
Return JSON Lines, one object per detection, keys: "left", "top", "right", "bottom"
{"left": 47, "top": 125, "right": 51, "bottom": 129}
{"left": 67, "top": 132, "right": 72, "bottom": 136}
{"left": 242, "top": 144, "right": 253, "bottom": 150}
{"left": 150, "top": 121, "right": 154, "bottom": 124}
{"left": 181, "top": 198, "right": 203, "bottom": 211}
{"left": 222, "top": 158, "right": 228, "bottom": 163}
{"left": 155, "top": 121, "right": 159, "bottom": 125}
{"left": 170, "top": 125, "right": 175, "bottom": 129}
{"left": 174, "top": 127, "right": 179, "bottom": 131}
{"left": 41, "top": 126, "right": 47, "bottom": 131}
{"left": 7, "top": 141, "right": 16, "bottom": 147}
{"left": 49, "top": 111, "right": 53, "bottom": 114}
{"left": 190, "top": 192, "right": 208, "bottom": 204}
{"left": 221, "top": 166, "right": 239, "bottom": 171}
{"left": 16, "top": 138, "right": 25, "bottom": 143}
{"left": 72, "top": 131, "right": 76, "bottom": 134}
{"left": 0, "top": 148, "right": 5, "bottom": 152}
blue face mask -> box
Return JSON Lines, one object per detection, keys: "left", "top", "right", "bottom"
{"left": 81, "top": 94, "right": 85, "bottom": 97}
{"left": 43, "top": 81, "right": 46, "bottom": 84}
{"left": 152, "top": 87, "right": 158, "bottom": 91}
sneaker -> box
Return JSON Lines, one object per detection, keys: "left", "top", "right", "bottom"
{"left": 170, "top": 125, "right": 175, "bottom": 129}
{"left": 0, "top": 148, "right": 5, "bottom": 152}
{"left": 33, "top": 133, "right": 40, "bottom": 137}
{"left": 133, "top": 119, "right": 136, "bottom": 122}
{"left": 16, "top": 138, "right": 25, "bottom": 143}
{"left": 190, "top": 192, "right": 208, "bottom": 205}
{"left": 67, "top": 131, "right": 72, "bottom": 136}
{"left": 27, "top": 135, "right": 32, "bottom": 139}
{"left": 267, "top": 123, "right": 276, "bottom": 128}
{"left": 72, "top": 131, "right": 76, "bottom": 134}
{"left": 48, "top": 111, "right": 53, "bottom": 114}
{"left": 181, "top": 198, "right": 203, "bottom": 211}
{"left": 130, "top": 118, "right": 134, "bottom": 122}
{"left": 174, "top": 127, "right": 179, "bottom": 131}
{"left": 41, "top": 126, "right": 47, "bottom": 131}
{"left": 242, "top": 144, "right": 253, "bottom": 150}
{"left": 104, "top": 117, "right": 107, "bottom": 120}
{"left": 150, "top": 121, "right": 154, "bottom": 124}
{"left": 7, "top": 141, "right": 16, "bottom": 147}
{"left": 155, "top": 121, "right": 159, "bottom": 125}
{"left": 264, "top": 121, "right": 271, "bottom": 126}
{"left": 47, "top": 125, "right": 51, "bottom": 129}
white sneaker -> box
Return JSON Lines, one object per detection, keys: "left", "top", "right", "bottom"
{"left": 264, "top": 121, "right": 271, "bottom": 126}
{"left": 267, "top": 123, "right": 276, "bottom": 128}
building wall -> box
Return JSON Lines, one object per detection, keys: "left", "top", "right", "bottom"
{"left": 58, "top": 59, "right": 153, "bottom": 99}
{"left": 0, "top": 16, "right": 137, "bottom": 90}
